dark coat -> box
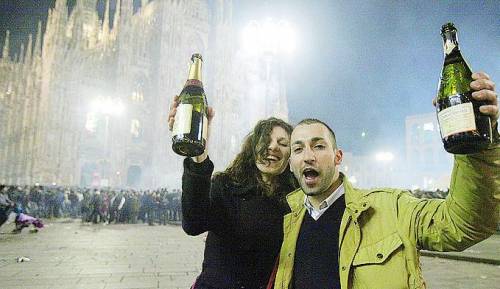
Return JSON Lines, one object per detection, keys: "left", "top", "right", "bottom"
{"left": 182, "top": 157, "right": 291, "bottom": 289}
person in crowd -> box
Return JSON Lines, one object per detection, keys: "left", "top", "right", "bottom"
{"left": 273, "top": 72, "right": 499, "bottom": 289}
{"left": 68, "top": 189, "right": 80, "bottom": 218}
{"left": 159, "top": 191, "right": 169, "bottom": 225}
{"left": 128, "top": 191, "right": 141, "bottom": 223}
{"left": 100, "top": 190, "right": 110, "bottom": 223}
{"left": 89, "top": 189, "right": 104, "bottom": 223}
{"left": 109, "top": 190, "right": 126, "bottom": 223}
{"left": 138, "top": 192, "right": 147, "bottom": 223}
{"left": 0, "top": 185, "right": 15, "bottom": 228}
{"left": 169, "top": 95, "right": 297, "bottom": 289}
{"left": 12, "top": 204, "right": 44, "bottom": 233}
{"left": 81, "top": 190, "right": 92, "bottom": 222}
{"left": 55, "top": 188, "right": 64, "bottom": 218}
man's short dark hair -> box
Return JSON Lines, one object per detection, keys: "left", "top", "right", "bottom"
{"left": 296, "top": 118, "right": 337, "bottom": 149}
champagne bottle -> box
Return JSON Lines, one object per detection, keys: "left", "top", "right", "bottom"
{"left": 436, "top": 22, "right": 492, "bottom": 154}
{"left": 172, "top": 54, "right": 208, "bottom": 157}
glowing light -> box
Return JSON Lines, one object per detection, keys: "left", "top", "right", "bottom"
{"left": 423, "top": 122, "right": 434, "bottom": 131}
{"left": 350, "top": 176, "right": 357, "bottom": 184}
{"left": 90, "top": 97, "right": 125, "bottom": 116}
{"left": 375, "top": 152, "right": 394, "bottom": 162}
{"left": 241, "top": 19, "right": 296, "bottom": 55}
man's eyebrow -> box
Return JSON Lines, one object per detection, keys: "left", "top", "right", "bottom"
{"left": 291, "top": 136, "right": 326, "bottom": 146}
{"left": 311, "top": 137, "right": 325, "bottom": 143}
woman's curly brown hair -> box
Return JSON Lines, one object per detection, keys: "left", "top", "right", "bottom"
{"left": 221, "top": 117, "right": 296, "bottom": 198}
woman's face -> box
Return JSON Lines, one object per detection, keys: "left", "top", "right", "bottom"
{"left": 255, "top": 126, "right": 291, "bottom": 178}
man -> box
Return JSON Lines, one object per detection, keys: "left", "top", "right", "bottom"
{"left": 89, "top": 189, "right": 104, "bottom": 224}
{"left": 274, "top": 72, "right": 499, "bottom": 289}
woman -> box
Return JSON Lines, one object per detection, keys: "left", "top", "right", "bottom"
{"left": 168, "top": 98, "right": 296, "bottom": 289}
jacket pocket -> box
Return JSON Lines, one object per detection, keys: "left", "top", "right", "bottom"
{"left": 352, "top": 231, "right": 403, "bottom": 266}
{"left": 351, "top": 232, "right": 409, "bottom": 289}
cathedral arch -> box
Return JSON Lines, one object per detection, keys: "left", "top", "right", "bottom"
{"left": 127, "top": 165, "right": 142, "bottom": 187}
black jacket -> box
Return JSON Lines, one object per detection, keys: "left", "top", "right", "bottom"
{"left": 182, "top": 157, "right": 290, "bottom": 289}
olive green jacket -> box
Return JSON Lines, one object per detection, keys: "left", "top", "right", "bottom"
{"left": 274, "top": 145, "right": 499, "bottom": 289}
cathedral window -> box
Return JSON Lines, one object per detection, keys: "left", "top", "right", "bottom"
{"left": 131, "top": 91, "right": 144, "bottom": 102}
{"left": 130, "top": 119, "right": 142, "bottom": 138}
{"left": 85, "top": 112, "right": 98, "bottom": 133}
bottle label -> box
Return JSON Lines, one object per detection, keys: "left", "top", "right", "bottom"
{"left": 438, "top": 102, "right": 476, "bottom": 138}
{"left": 172, "top": 104, "right": 193, "bottom": 135}
{"left": 202, "top": 114, "right": 208, "bottom": 141}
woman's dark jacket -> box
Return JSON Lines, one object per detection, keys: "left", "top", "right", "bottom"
{"left": 182, "top": 157, "right": 290, "bottom": 289}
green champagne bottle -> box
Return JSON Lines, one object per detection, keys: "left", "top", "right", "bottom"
{"left": 172, "top": 54, "right": 208, "bottom": 157}
{"left": 436, "top": 23, "right": 492, "bottom": 154}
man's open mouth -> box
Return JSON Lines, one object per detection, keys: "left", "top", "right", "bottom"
{"left": 303, "top": 168, "right": 319, "bottom": 184}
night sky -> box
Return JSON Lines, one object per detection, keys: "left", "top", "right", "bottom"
{"left": 1, "top": 0, "right": 498, "bottom": 156}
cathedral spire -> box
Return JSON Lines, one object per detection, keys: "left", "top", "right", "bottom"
{"left": 113, "top": 0, "right": 121, "bottom": 30}
{"left": 103, "top": 0, "right": 110, "bottom": 40}
{"left": 2, "top": 30, "right": 10, "bottom": 59}
{"left": 121, "top": 0, "right": 133, "bottom": 20}
{"left": 25, "top": 34, "right": 33, "bottom": 65}
{"left": 215, "top": 0, "right": 232, "bottom": 25}
{"left": 19, "top": 43, "right": 25, "bottom": 64}
{"left": 34, "top": 21, "right": 42, "bottom": 58}
{"left": 55, "top": 0, "right": 68, "bottom": 11}
{"left": 54, "top": 0, "right": 68, "bottom": 22}
{"left": 111, "top": 0, "right": 121, "bottom": 42}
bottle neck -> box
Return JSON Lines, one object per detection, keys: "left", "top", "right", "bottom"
{"left": 188, "top": 57, "right": 203, "bottom": 82}
{"left": 442, "top": 29, "right": 459, "bottom": 56}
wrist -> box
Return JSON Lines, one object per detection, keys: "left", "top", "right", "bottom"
{"left": 192, "top": 151, "right": 208, "bottom": 163}
{"left": 491, "top": 121, "right": 499, "bottom": 144}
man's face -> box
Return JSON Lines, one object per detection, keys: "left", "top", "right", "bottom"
{"left": 290, "top": 123, "right": 343, "bottom": 196}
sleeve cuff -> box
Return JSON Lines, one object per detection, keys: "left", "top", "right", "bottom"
{"left": 184, "top": 156, "right": 214, "bottom": 176}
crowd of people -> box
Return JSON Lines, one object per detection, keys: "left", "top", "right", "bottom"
{"left": 0, "top": 185, "right": 183, "bottom": 227}
{"left": 0, "top": 184, "right": 452, "bottom": 226}
{"left": 410, "top": 188, "right": 449, "bottom": 199}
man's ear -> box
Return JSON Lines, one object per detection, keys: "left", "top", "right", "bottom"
{"left": 334, "top": 149, "right": 343, "bottom": 165}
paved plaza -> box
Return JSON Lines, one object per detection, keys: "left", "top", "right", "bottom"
{"left": 0, "top": 219, "right": 499, "bottom": 289}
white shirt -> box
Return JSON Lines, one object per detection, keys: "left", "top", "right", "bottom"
{"left": 304, "top": 183, "right": 345, "bottom": 221}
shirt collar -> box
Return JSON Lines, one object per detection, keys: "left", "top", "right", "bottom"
{"left": 304, "top": 183, "right": 345, "bottom": 220}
